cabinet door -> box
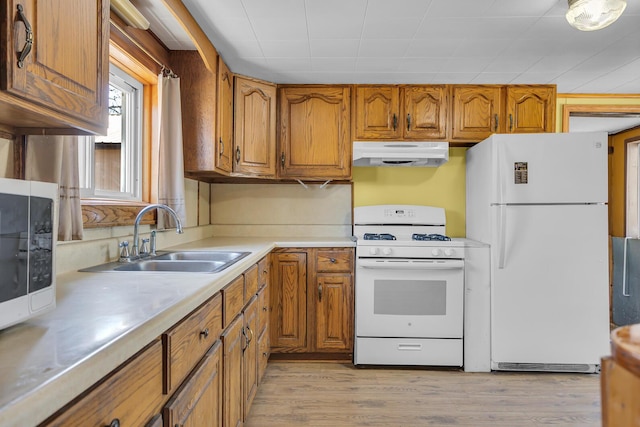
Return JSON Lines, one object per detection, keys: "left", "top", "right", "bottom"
{"left": 451, "top": 85, "right": 503, "bottom": 141}
{"left": 270, "top": 252, "right": 307, "bottom": 351}
{"left": 234, "top": 77, "right": 277, "bottom": 177}
{"left": 2, "top": 0, "right": 109, "bottom": 134}
{"left": 505, "top": 85, "right": 556, "bottom": 134}
{"left": 315, "top": 273, "right": 353, "bottom": 352}
{"left": 354, "top": 86, "right": 400, "bottom": 139}
{"left": 216, "top": 58, "right": 234, "bottom": 173}
{"left": 601, "top": 357, "right": 640, "bottom": 427}
{"left": 279, "top": 86, "right": 351, "bottom": 179}
{"left": 243, "top": 296, "right": 258, "bottom": 420}
{"left": 163, "top": 342, "right": 223, "bottom": 427}
{"left": 222, "top": 315, "right": 244, "bottom": 427}
{"left": 257, "top": 329, "right": 270, "bottom": 386}
{"left": 403, "top": 85, "right": 448, "bottom": 139}
{"left": 257, "top": 281, "right": 270, "bottom": 337}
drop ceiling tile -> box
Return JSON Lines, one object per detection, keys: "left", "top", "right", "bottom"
{"left": 311, "top": 58, "right": 356, "bottom": 72}
{"left": 362, "top": 17, "right": 423, "bottom": 39}
{"left": 426, "top": 0, "right": 496, "bottom": 18}
{"left": 525, "top": 55, "right": 590, "bottom": 74}
{"left": 509, "top": 72, "right": 557, "bottom": 85}
{"left": 484, "top": 0, "right": 559, "bottom": 17}
{"left": 355, "top": 58, "right": 401, "bottom": 72}
{"left": 310, "top": 39, "right": 360, "bottom": 57}
{"left": 241, "top": 0, "right": 305, "bottom": 19}
{"left": 365, "top": 0, "right": 432, "bottom": 19}
{"left": 260, "top": 40, "right": 310, "bottom": 58}
{"left": 250, "top": 17, "right": 308, "bottom": 40}
{"left": 484, "top": 56, "right": 542, "bottom": 73}
{"left": 441, "top": 56, "right": 493, "bottom": 73}
{"left": 265, "top": 57, "right": 312, "bottom": 72}
{"left": 305, "top": 0, "right": 367, "bottom": 39}
{"left": 210, "top": 18, "right": 256, "bottom": 41}
{"left": 453, "top": 38, "right": 512, "bottom": 58}
{"left": 406, "top": 39, "right": 464, "bottom": 57}
{"left": 396, "top": 57, "right": 443, "bottom": 73}
{"left": 389, "top": 73, "right": 439, "bottom": 84}
{"left": 227, "top": 39, "right": 264, "bottom": 58}
{"left": 358, "top": 39, "right": 411, "bottom": 58}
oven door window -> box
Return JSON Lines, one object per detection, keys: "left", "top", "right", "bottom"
{"left": 374, "top": 279, "right": 446, "bottom": 316}
{"left": 0, "top": 194, "right": 29, "bottom": 303}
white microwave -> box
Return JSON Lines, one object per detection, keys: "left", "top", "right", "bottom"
{"left": 0, "top": 178, "right": 58, "bottom": 330}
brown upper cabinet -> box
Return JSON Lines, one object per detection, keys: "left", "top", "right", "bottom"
{"left": 354, "top": 85, "right": 448, "bottom": 140}
{"left": 233, "top": 76, "right": 277, "bottom": 177}
{"left": 450, "top": 84, "right": 556, "bottom": 142}
{"left": 0, "top": 0, "right": 109, "bottom": 135}
{"left": 278, "top": 85, "right": 351, "bottom": 180}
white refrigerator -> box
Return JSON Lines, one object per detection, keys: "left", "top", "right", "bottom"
{"left": 466, "top": 132, "right": 611, "bottom": 373}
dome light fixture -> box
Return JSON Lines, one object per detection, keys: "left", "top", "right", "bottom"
{"left": 566, "top": 0, "right": 627, "bottom": 31}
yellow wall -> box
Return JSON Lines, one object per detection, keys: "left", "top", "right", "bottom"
{"left": 352, "top": 147, "right": 467, "bottom": 237}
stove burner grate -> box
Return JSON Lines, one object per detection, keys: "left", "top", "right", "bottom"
{"left": 412, "top": 233, "right": 451, "bottom": 241}
{"left": 363, "top": 233, "right": 397, "bottom": 241}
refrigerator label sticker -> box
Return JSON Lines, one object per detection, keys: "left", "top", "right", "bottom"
{"left": 514, "top": 162, "right": 528, "bottom": 184}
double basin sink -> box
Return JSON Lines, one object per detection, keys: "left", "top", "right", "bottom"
{"left": 81, "top": 251, "right": 251, "bottom": 273}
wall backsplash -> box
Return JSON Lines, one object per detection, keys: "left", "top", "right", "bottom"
{"left": 352, "top": 147, "right": 467, "bottom": 237}
{"left": 210, "top": 183, "right": 352, "bottom": 237}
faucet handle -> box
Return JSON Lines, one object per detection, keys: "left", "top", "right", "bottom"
{"left": 119, "top": 241, "right": 131, "bottom": 263}
{"left": 140, "top": 238, "right": 150, "bottom": 257}
{"left": 150, "top": 230, "right": 157, "bottom": 256}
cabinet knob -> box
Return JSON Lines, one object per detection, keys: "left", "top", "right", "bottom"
{"left": 200, "top": 328, "right": 209, "bottom": 339}
{"left": 263, "top": 352, "right": 268, "bottom": 357}
{"left": 108, "top": 419, "right": 120, "bottom": 427}
{"left": 329, "top": 258, "right": 336, "bottom": 263}
{"left": 263, "top": 306, "right": 268, "bottom": 312}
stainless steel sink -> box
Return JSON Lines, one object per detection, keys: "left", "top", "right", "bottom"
{"left": 153, "top": 251, "right": 250, "bottom": 263}
{"left": 114, "top": 260, "right": 227, "bottom": 273}
{"left": 80, "top": 251, "right": 251, "bottom": 273}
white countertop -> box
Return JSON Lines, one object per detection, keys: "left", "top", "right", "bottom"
{"left": 0, "top": 236, "right": 354, "bottom": 427}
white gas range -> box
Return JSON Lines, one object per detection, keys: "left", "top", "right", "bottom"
{"left": 353, "top": 205, "right": 467, "bottom": 367}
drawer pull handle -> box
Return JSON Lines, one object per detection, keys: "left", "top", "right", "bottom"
{"left": 246, "top": 325, "right": 254, "bottom": 344}
{"left": 15, "top": 5, "right": 33, "bottom": 68}
{"left": 200, "top": 328, "right": 209, "bottom": 339}
{"left": 108, "top": 419, "right": 120, "bottom": 427}
{"left": 330, "top": 257, "right": 336, "bottom": 263}
{"left": 318, "top": 283, "right": 323, "bottom": 301}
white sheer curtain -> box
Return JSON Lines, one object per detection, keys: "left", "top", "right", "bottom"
{"left": 152, "top": 72, "right": 186, "bottom": 229}
{"left": 25, "top": 135, "right": 84, "bottom": 241}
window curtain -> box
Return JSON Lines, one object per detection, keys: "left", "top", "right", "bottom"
{"left": 25, "top": 135, "right": 84, "bottom": 241}
{"left": 152, "top": 72, "right": 186, "bottom": 229}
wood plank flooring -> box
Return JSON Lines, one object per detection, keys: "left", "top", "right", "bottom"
{"left": 245, "top": 362, "right": 601, "bottom": 427}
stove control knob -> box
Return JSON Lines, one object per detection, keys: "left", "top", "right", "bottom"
{"left": 369, "top": 247, "right": 379, "bottom": 255}
{"left": 444, "top": 249, "right": 455, "bottom": 257}
{"left": 382, "top": 248, "right": 392, "bottom": 255}
{"left": 431, "top": 248, "right": 442, "bottom": 256}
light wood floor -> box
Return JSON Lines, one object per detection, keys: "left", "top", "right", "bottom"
{"left": 245, "top": 362, "right": 602, "bottom": 427}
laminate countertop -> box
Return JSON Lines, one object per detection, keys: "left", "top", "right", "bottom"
{"left": 0, "top": 236, "right": 355, "bottom": 427}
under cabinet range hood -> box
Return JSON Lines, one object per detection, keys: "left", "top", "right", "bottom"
{"left": 353, "top": 141, "right": 449, "bottom": 167}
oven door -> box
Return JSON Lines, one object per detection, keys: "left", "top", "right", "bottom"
{"left": 356, "top": 257, "right": 464, "bottom": 338}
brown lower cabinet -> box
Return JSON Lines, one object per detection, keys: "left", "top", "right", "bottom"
{"left": 270, "top": 247, "right": 354, "bottom": 357}
{"left": 39, "top": 255, "right": 272, "bottom": 427}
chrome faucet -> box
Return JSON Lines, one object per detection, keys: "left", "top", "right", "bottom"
{"left": 132, "top": 204, "right": 184, "bottom": 258}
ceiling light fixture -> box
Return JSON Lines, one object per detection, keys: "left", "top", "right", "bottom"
{"left": 566, "top": 0, "right": 627, "bottom": 31}
{"left": 111, "top": 0, "right": 150, "bottom": 30}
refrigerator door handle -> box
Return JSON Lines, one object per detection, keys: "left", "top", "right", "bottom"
{"left": 498, "top": 205, "right": 507, "bottom": 269}
{"left": 623, "top": 237, "right": 631, "bottom": 297}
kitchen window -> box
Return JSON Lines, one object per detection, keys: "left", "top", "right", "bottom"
{"left": 78, "top": 64, "right": 143, "bottom": 201}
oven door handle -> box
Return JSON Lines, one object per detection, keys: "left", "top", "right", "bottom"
{"left": 357, "top": 259, "right": 464, "bottom": 270}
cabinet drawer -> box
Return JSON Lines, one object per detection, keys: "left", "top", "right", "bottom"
{"left": 244, "top": 263, "right": 259, "bottom": 304}
{"left": 43, "top": 340, "right": 163, "bottom": 427}
{"left": 223, "top": 275, "right": 245, "bottom": 328}
{"left": 164, "top": 293, "right": 222, "bottom": 394}
{"left": 316, "top": 249, "right": 353, "bottom": 272}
